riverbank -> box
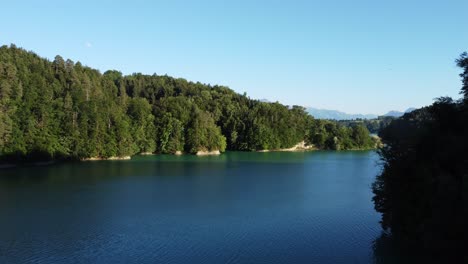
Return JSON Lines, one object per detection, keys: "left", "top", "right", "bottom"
{"left": 1, "top": 146, "right": 379, "bottom": 169}
{"left": 257, "top": 141, "right": 316, "bottom": 152}
{"left": 196, "top": 150, "right": 221, "bottom": 156}
{"left": 81, "top": 156, "right": 132, "bottom": 161}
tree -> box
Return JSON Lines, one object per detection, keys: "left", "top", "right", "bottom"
{"left": 351, "top": 124, "right": 372, "bottom": 148}
{"left": 456, "top": 52, "right": 468, "bottom": 99}
{"left": 185, "top": 107, "right": 226, "bottom": 153}
{"left": 372, "top": 54, "right": 468, "bottom": 260}
{"left": 127, "top": 98, "right": 156, "bottom": 153}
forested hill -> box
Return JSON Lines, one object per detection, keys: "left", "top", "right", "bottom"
{"left": 0, "top": 44, "right": 375, "bottom": 162}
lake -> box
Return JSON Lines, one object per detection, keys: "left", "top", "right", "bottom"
{"left": 0, "top": 151, "right": 389, "bottom": 263}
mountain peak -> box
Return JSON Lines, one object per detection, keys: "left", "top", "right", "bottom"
{"left": 382, "top": 108, "right": 416, "bottom": 117}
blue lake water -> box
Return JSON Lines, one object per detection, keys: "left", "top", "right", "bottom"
{"left": 0, "top": 151, "right": 387, "bottom": 263}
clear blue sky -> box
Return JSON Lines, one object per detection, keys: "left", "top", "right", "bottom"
{"left": 1, "top": 0, "right": 467, "bottom": 114}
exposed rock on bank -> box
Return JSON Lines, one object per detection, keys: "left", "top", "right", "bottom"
{"left": 82, "top": 156, "right": 131, "bottom": 161}
{"left": 371, "top": 134, "right": 384, "bottom": 148}
{"left": 278, "top": 141, "right": 315, "bottom": 151}
{"left": 196, "top": 150, "right": 221, "bottom": 156}
{"left": 257, "top": 141, "right": 315, "bottom": 152}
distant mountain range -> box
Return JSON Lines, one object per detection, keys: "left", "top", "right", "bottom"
{"left": 382, "top": 108, "right": 417, "bottom": 117}
{"left": 258, "top": 99, "right": 416, "bottom": 120}
{"left": 306, "top": 108, "right": 378, "bottom": 120}
{"left": 306, "top": 107, "right": 416, "bottom": 120}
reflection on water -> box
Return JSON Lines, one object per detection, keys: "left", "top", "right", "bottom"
{"left": 0, "top": 151, "right": 400, "bottom": 264}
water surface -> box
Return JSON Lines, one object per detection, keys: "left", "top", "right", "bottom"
{"left": 0, "top": 151, "right": 384, "bottom": 263}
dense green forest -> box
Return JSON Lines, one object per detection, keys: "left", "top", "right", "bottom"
{"left": 372, "top": 53, "right": 468, "bottom": 260}
{"left": 338, "top": 116, "right": 396, "bottom": 134}
{"left": 0, "top": 44, "right": 376, "bottom": 162}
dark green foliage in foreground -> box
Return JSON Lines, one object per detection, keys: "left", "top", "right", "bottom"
{"left": 372, "top": 54, "right": 468, "bottom": 259}
{"left": 0, "top": 45, "right": 375, "bottom": 161}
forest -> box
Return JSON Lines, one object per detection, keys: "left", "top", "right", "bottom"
{"left": 372, "top": 53, "right": 468, "bottom": 261}
{"left": 338, "top": 116, "right": 396, "bottom": 134}
{"left": 0, "top": 44, "right": 376, "bottom": 163}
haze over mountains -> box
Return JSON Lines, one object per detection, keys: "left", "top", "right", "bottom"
{"left": 382, "top": 108, "right": 417, "bottom": 117}
{"left": 259, "top": 99, "right": 415, "bottom": 120}
{"left": 306, "top": 107, "right": 416, "bottom": 120}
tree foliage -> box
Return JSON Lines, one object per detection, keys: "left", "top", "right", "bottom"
{"left": 0, "top": 45, "right": 375, "bottom": 162}
{"left": 338, "top": 116, "right": 395, "bottom": 134}
{"left": 372, "top": 54, "right": 468, "bottom": 259}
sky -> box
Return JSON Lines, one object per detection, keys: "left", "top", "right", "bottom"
{"left": 1, "top": 0, "right": 467, "bottom": 115}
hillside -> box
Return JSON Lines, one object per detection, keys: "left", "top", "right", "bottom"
{"left": 0, "top": 44, "right": 376, "bottom": 162}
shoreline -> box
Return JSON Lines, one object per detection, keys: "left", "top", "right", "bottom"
{"left": 81, "top": 156, "right": 132, "bottom": 161}
{"left": 139, "top": 152, "right": 155, "bottom": 155}
{"left": 196, "top": 150, "right": 221, "bottom": 156}
{"left": 257, "top": 141, "right": 316, "bottom": 153}
{"left": 1, "top": 148, "right": 379, "bottom": 169}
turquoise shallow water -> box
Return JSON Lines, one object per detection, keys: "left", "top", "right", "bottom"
{"left": 0, "top": 151, "right": 386, "bottom": 263}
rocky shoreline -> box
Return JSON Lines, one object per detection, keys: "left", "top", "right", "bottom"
{"left": 139, "top": 152, "right": 155, "bottom": 155}
{"left": 196, "top": 150, "right": 221, "bottom": 156}
{"left": 257, "top": 141, "right": 316, "bottom": 152}
{"left": 81, "top": 156, "right": 132, "bottom": 161}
